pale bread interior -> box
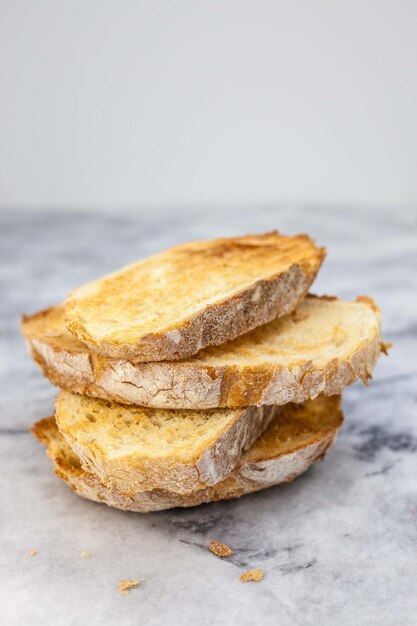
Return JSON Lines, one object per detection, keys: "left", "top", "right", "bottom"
{"left": 25, "top": 295, "right": 379, "bottom": 370}
{"left": 55, "top": 391, "right": 251, "bottom": 463}
{"left": 195, "top": 295, "right": 379, "bottom": 367}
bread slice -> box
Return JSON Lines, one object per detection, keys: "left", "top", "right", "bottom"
{"left": 31, "top": 396, "right": 343, "bottom": 512}
{"left": 54, "top": 391, "right": 278, "bottom": 495}
{"left": 23, "top": 295, "right": 383, "bottom": 409}
{"left": 64, "top": 232, "right": 325, "bottom": 361}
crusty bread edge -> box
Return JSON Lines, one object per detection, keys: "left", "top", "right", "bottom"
{"left": 31, "top": 416, "right": 340, "bottom": 513}
{"left": 23, "top": 296, "right": 383, "bottom": 409}
{"left": 64, "top": 244, "right": 325, "bottom": 361}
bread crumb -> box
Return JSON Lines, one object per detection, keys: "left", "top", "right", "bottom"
{"left": 119, "top": 580, "right": 139, "bottom": 595}
{"left": 208, "top": 540, "right": 233, "bottom": 557}
{"left": 380, "top": 341, "right": 393, "bottom": 355}
{"left": 80, "top": 551, "right": 91, "bottom": 557}
{"left": 240, "top": 568, "right": 264, "bottom": 582}
{"left": 28, "top": 549, "right": 38, "bottom": 557}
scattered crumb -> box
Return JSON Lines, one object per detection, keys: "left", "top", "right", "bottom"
{"left": 28, "top": 549, "right": 38, "bottom": 556}
{"left": 208, "top": 540, "right": 233, "bottom": 557}
{"left": 80, "top": 551, "right": 91, "bottom": 558}
{"left": 380, "top": 341, "right": 393, "bottom": 355}
{"left": 119, "top": 580, "right": 139, "bottom": 595}
{"left": 240, "top": 568, "right": 264, "bottom": 582}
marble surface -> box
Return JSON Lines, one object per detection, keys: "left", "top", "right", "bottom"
{"left": 1, "top": 205, "right": 416, "bottom": 626}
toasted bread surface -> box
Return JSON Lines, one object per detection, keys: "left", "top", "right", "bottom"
{"left": 54, "top": 391, "right": 277, "bottom": 495}
{"left": 64, "top": 232, "right": 325, "bottom": 360}
{"left": 31, "top": 396, "right": 343, "bottom": 512}
{"left": 23, "top": 295, "right": 382, "bottom": 409}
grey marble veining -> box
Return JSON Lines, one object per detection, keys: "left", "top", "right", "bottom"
{"left": 1, "top": 205, "right": 416, "bottom": 626}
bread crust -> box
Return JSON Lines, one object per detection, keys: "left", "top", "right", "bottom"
{"left": 22, "top": 296, "right": 383, "bottom": 409}
{"left": 64, "top": 434, "right": 336, "bottom": 512}
{"left": 31, "top": 397, "right": 342, "bottom": 512}
{"left": 64, "top": 233, "right": 325, "bottom": 361}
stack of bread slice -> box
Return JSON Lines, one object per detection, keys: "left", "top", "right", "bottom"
{"left": 23, "top": 232, "right": 384, "bottom": 513}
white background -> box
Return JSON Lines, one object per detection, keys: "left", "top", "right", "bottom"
{"left": 0, "top": 0, "right": 416, "bottom": 212}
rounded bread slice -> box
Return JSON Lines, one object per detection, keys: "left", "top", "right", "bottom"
{"left": 31, "top": 396, "right": 343, "bottom": 512}
{"left": 64, "top": 232, "right": 325, "bottom": 360}
{"left": 54, "top": 391, "right": 278, "bottom": 496}
{"left": 23, "top": 295, "right": 383, "bottom": 409}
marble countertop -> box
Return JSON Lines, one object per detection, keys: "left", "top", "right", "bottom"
{"left": 1, "top": 205, "right": 416, "bottom": 626}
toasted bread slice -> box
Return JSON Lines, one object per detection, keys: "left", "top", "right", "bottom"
{"left": 54, "top": 391, "right": 278, "bottom": 495}
{"left": 23, "top": 295, "right": 383, "bottom": 409}
{"left": 31, "top": 396, "right": 343, "bottom": 512}
{"left": 64, "top": 232, "right": 325, "bottom": 361}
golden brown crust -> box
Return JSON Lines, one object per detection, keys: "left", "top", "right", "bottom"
{"left": 64, "top": 232, "right": 325, "bottom": 361}
{"left": 355, "top": 295, "right": 379, "bottom": 312}
{"left": 30, "top": 397, "right": 343, "bottom": 513}
{"left": 22, "top": 296, "right": 382, "bottom": 409}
